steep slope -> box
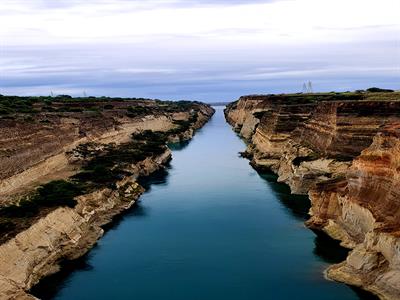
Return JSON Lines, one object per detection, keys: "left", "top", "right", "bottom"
{"left": 310, "top": 124, "right": 400, "bottom": 300}
{"left": 0, "top": 97, "right": 214, "bottom": 299}
{"left": 225, "top": 91, "right": 400, "bottom": 299}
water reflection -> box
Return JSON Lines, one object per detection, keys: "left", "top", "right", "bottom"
{"left": 31, "top": 160, "right": 172, "bottom": 299}
{"left": 138, "top": 162, "right": 171, "bottom": 192}
{"left": 254, "top": 167, "right": 378, "bottom": 300}
{"left": 31, "top": 107, "right": 377, "bottom": 300}
{"left": 256, "top": 170, "right": 310, "bottom": 221}
{"left": 167, "top": 140, "right": 190, "bottom": 151}
{"left": 255, "top": 168, "right": 349, "bottom": 263}
{"left": 30, "top": 254, "right": 95, "bottom": 300}
{"left": 312, "top": 231, "right": 349, "bottom": 263}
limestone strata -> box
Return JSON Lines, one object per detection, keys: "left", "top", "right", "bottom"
{"left": 168, "top": 105, "right": 214, "bottom": 143}
{"left": 225, "top": 92, "right": 400, "bottom": 299}
{"left": 224, "top": 95, "right": 266, "bottom": 132}
{"left": 0, "top": 150, "right": 170, "bottom": 299}
{"left": 0, "top": 104, "right": 214, "bottom": 204}
{"left": 226, "top": 97, "right": 400, "bottom": 194}
{"left": 309, "top": 125, "right": 400, "bottom": 300}
{"left": 0, "top": 116, "right": 173, "bottom": 204}
{"left": 0, "top": 101, "right": 214, "bottom": 299}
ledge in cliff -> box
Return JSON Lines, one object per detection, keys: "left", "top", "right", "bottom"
{"left": 0, "top": 98, "right": 214, "bottom": 299}
{"left": 311, "top": 124, "right": 400, "bottom": 300}
{"left": 225, "top": 91, "right": 400, "bottom": 299}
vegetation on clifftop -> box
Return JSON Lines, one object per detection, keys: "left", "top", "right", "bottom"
{"left": 0, "top": 180, "right": 85, "bottom": 243}
{"left": 0, "top": 105, "right": 204, "bottom": 244}
{"left": 225, "top": 89, "right": 400, "bottom": 112}
{"left": 0, "top": 95, "right": 206, "bottom": 119}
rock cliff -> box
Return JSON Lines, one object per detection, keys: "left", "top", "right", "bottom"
{"left": 0, "top": 97, "right": 214, "bottom": 299}
{"left": 0, "top": 151, "right": 170, "bottom": 299}
{"left": 312, "top": 124, "right": 400, "bottom": 300}
{"left": 225, "top": 91, "right": 400, "bottom": 299}
{"left": 0, "top": 98, "right": 213, "bottom": 204}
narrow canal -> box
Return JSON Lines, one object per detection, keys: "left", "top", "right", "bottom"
{"left": 32, "top": 107, "right": 375, "bottom": 300}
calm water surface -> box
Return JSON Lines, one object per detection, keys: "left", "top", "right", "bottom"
{"left": 32, "top": 107, "right": 376, "bottom": 300}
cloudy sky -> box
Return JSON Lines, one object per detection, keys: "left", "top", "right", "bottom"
{"left": 1, "top": 0, "right": 399, "bottom": 101}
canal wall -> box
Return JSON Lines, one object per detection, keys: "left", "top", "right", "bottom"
{"left": 224, "top": 92, "right": 400, "bottom": 300}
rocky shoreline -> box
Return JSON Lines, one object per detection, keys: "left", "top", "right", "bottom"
{"left": 0, "top": 150, "right": 171, "bottom": 300}
{"left": 224, "top": 92, "right": 400, "bottom": 300}
{"left": 0, "top": 98, "right": 214, "bottom": 299}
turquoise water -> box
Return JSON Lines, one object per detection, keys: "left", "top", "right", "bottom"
{"left": 32, "top": 107, "right": 376, "bottom": 300}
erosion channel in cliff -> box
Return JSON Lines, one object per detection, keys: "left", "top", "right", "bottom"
{"left": 31, "top": 107, "right": 375, "bottom": 300}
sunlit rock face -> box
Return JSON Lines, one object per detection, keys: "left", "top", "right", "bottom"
{"left": 293, "top": 101, "right": 400, "bottom": 159}
{"left": 224, "top": 95, "right": 267, "bottom": 131}
{"left": 0, "top": 100, "right": 214, "bottom": 204}
{"left": 0, "top": 99, "right": 214, "bottom": 299}
{"left": 226, "top": 94, "right": 400, "bottom": 194}
{"left": 274, "top": 100, "right": 400, "bottom": 194}
{"left": 311, "top": 124, "right": 400, "bottom": 300}
{"left": 225, "top": 92, "right": 400, "bottom": 299}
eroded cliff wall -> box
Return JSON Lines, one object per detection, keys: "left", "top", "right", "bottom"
{"left": 0, "top": 98, "right": 214, "bottom": 299}
{"left": 0, "top": 151, "right": 170, "bottom": 300}
{"left": 225, "top": 91, "right": 400, "bottom": 299}
{"left": 310, "top": 125, "right": 400, "bottom": 300}
{"left": 0, "top": 100, "right": 213, "bottom": 204}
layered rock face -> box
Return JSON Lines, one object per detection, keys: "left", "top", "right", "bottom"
{"left": 0, "top": 100, "right": 213, "bottom": 203}
{"left": 248, "top": 103, "right": 316, "bottom": 171}
{"left": 0, "top": 98, "right": 214, "bottom": 299}
{"left": 227, "top": 96, "right": 400, "bottom": 194}
{"left": 224, "top": 95, "right": 266, "bottom": 132}
{"left": 0, "top": 151, "right": 170, "bottom": 300}
{"left": 310, "top": 125, "right": 400, "bottom": 300}
{"left": 225, "top": 92, "right": 400, "bottom": 299}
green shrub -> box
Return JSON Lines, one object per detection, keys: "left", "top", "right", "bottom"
{"left": 73, "top": 165, "right": 124, "bottom": 186}
{"left": 0, "top": 221, "right": 16, "bottom": 235}
{"left": 0, "top": 180, "right": 84, "bottom": 218}
{"left": 367, "top": 87, "right": 394, "bottom": 93}
{"left": 132, "top": 130, "right": 168, "bottom": 143}
{"left": 127, "top": 106, "right": 150, "bottom": 116}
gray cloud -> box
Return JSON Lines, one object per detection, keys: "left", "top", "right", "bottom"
{"left": 13, "top": 0, "right": 277, "bottom": 10}
{"left": 1, "top": 37, "right": 399, "bottom": 101}
{"left": 1, "top": 0, "right": 399, "bottom": 101}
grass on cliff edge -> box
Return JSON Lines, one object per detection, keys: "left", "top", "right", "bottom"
{"left": 0, "top": 110, "right": 201, "bottom": 244}
{"left": 71, "top": 114, "right": 199, "bottom": 188}
{"left": 0, "top": 180, "right": 83, "bottom": 219}
{"left": 0, "top": 132, "right": 168, "bottom": 240}
{"left": 225, "top": 88, "right": 400, "bottom": 111}
{"left": 0, "top": 94, "right": 205, "bottom": 117}
{"left": 0, "top": 180, "right": 86, "bottom": 243}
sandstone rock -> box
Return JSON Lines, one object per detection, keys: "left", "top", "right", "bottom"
{"left": 225, "top": 92, "right": 400, "bottom": 299}
{"left": 0, "top": 103, "right": 214, "bottom": 299}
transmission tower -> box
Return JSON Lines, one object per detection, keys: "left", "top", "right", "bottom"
{"left": 307, "top": 81, "right": 313, "bottom": 93}
{"left": 302, "top": 83, "right": 307, "bottom": 93}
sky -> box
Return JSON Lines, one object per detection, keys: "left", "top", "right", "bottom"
{"left": 0, "top": 0, "right": 399, "bottom": 102}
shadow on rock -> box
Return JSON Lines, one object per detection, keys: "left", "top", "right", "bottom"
{"left": 30, "top": 254, "right": 94, "bottom": 300}
{"left": 255, "top": 169, "right": 311, "bottom": 221}
{"left": 31, "top": 162, "right": 172, "bottom": 300}
{"left": 168, "top": 140, "right": 190, "bottom": 151}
